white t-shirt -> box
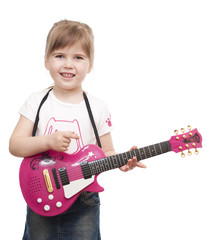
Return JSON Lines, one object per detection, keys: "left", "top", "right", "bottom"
{"left": 19, "top": 89, "right": 113, "bottom": 154}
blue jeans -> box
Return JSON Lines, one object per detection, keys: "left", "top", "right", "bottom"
{"left": 23, "top": 192, "right": 101, "bottom": 240}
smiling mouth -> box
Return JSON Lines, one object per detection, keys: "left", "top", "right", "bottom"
{"left": 60, "top": 73, "right": 75, "bottom": 78}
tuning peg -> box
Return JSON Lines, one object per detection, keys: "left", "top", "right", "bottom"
{"left": 174, "top": 130, "right": 180, "bottom": 140}
{"left": 187, "top": 125, "right": 193, "bottom": 136}
{"left": 174, "top": 130, "right": 179, "bottom": 135}
{"left": 181, "top": 127, "right": 187, "bottom": 139}
{"left": 179, "top": 146, "right": 185, "bottom": 157}
{"left": 181, "top": 128, "right": 185, "bottom": 133}
{"left": 195, "top": 149, "right": 199, "bottom": 155}
{"left": 187, "top": 149, "right": 192, "bottom": 156}
{"left": 187, "top": 125, "right": 192, "bottom": 131}
{"left": 181, "top": 152, "right": 186, "bottom": 158}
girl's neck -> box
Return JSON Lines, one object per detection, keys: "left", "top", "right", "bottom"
{"left": 53, "top": 86, "right": 84, "bottom": 104}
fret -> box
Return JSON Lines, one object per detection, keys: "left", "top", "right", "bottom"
{"left": 126, "top": 151, "right": 131, "bottom": 160}
{"left": 122, "top": 153, "right": 127, "bottom": 165}
{"left": 112, "top": 155, "right": 119, "bottom": 168}
{"left": 159, "top": 143, "right": 163, "bottom": 154}
{"left": 104, "top": 158, "right": 111, "bottom": 171}
{"left": 113, "top": 156, "right": 118, "bottom": 168}
{"left": 99, "top": 159, "right": 105, "bottom": 172}
{"left": 96, "top": 161, "right": 101, "bottom": 173}
{"left": 135, "top": 149, "right": 141, "bottom": 161}
{"left": 130, "top": 150, "right": 136, "bottom": 158}
{"left": 160, "top": 143, "right": 166, "bottom": 153}
{"left": 95, "top": 161, "right": 100, "bottom": 173}
{"left": 103, "top": 160, "right": 108, "bottom": 171}
{"left": 89, "top": 163, "right": 95, "bottom": 175}
{"left": 116, "top": 154, "right": 122, "bottom": 167}
{"left": 93, "top": 161, "right": 99, "bottom": 174}
{"left": 116, "top": 155, "right": 121, "bottom": 167}
{"left": 154, "top": 144, "right": 161, "bottom": 155}
{"left": 110, "top": 156, "right": 116, "bottom": 168}
{"left": 143, "top": 147, "right": 147, "bottom": 158}
{"left": 116, "top": 154, "right": 124, "bottom": 168}
{"left": 139, "top": 148, "right": 146, "bottom": 160}
{"left": 92, "top": 161, "right": 98, "bottom": 175}
{"left": 149, "top": 145, "right": 157, "bottom": 157}
{"left": 147, "top": 145, "right": 152, "bottom": 157}
{"left": 109, "top": 156, "right": 115, "bottom": 169}
{"left": 108, "top": 157, "right": 113, "bottom": 170}
{"left": 144, "top": 146, "right": 151, "bottom": 158}
{"left": 119, "top": 153, "right": 123, "bottom": 166}
{"left": 130, "top": 151, "right": 134, "bottom": 158}
{"left": 132, "top": 149, "right": 138, "bottom": 159}
{"left": 120, "top": 153, "right": 127, "bottom": 165}
{"left": 123, "top": 152, "right": 128, "bottom": 165}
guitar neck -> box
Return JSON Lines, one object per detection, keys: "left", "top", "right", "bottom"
{"left": 85, "top": 141, "right": 171, "bottom": 176}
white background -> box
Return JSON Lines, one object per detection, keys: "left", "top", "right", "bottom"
{"left": 1, "top": 0, "right": 206, "bottom": 239}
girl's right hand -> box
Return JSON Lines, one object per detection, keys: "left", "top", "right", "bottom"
{"left": 47, "top": 131, "right": 80, "bottom": 152}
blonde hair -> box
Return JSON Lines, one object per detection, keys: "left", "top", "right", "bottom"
{"left": 45, "top": 20, "right": 94, "bottom": 67}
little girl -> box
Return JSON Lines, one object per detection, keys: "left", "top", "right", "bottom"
{"left": 9, "top": 20, "right": 146, "bottom": 240}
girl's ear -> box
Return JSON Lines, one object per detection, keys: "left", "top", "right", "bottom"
{"left": 44, "top": 57, "right": 49, "bottom": 70}
{"left": 87, "top": 63, "right": 93, "bottom": 73}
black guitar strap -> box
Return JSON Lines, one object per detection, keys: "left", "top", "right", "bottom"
{"left": 83, "top": 92, "right": 102, "bottom": 148}
{"left": 32, "top": 88, "right": 53, "bottom": 137}
{"left": 32, "top": 89, "right": 102, "bottom": 148}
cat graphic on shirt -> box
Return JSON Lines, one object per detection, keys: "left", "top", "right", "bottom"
{"left": 44, "top": 117, "right": 84, "bottom": 154}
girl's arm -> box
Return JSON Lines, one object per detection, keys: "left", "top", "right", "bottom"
{"left": 9, "top": 115, "right": 79, "bottom": 158}
{"left": 100, "top": 132, "right": 146, "bottom": 172}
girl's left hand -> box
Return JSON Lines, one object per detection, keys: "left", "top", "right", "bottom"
{"left": 120, "top": 145, "right": 147, "bottom": 172}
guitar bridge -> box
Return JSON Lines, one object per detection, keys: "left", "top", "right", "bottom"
{"left": 43, "top": 169, "right": 53, "bottom": 193}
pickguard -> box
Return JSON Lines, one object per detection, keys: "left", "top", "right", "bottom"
{"left": 63, "top": 176, "right": 95, "bottom": 199}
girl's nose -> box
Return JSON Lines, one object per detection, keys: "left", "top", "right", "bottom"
{"left": 64, "top": 58, "right": 74, "bottom": 69}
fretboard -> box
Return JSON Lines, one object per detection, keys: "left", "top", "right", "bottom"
{"left": 88, "top": 141, "right": 171, "bottom": 176}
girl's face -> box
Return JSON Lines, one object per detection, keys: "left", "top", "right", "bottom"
{"left": 45, "top": 44, "right": 92, "bottom": 93}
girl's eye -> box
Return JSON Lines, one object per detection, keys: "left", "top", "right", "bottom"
{"left": 75, "top": 56, "right": 83, "bottom": 60}
{"left": 55, "top": 55, "right": 64, "bottom": 59}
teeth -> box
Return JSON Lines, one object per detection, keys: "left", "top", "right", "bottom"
{"left": 61, "top": 73, "right": 74, "bottom": 77}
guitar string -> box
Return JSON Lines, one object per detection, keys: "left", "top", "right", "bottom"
{"left": 54, "top": 142, "right": 171, "bottom": 183}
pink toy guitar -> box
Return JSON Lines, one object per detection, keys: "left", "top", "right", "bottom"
{"left": 19, "top": 127, "right": 202, "bottom": 217}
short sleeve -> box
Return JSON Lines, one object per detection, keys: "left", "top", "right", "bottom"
{"left": 97, "top": 104, "right": 113, "bottom": 137}
{"left": 18, "top": 91, "right": 46, "bottom": 123}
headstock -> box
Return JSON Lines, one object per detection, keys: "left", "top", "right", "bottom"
{"left": 169, "top": 125, "right": 202, "bottom": 157}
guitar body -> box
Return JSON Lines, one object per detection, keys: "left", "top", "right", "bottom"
{"left": 19, "top": 144, "right": 105, "bottom": 217}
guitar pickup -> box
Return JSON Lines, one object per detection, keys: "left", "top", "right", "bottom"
{"left": 52, "top": 168, "right": 61, "bottom": 189}
{"left": 81, "top": 161, "right": 92, "bottom": 179}
{"left": 59, "top": 167, "right": 70, "bottom": 186}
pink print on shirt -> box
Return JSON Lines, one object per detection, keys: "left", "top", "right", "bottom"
{"left": 106, "top": 114, "right": 112, "bottom": 127}
{"left": 44, "top": 117, "right": 84, "bottom": 154}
